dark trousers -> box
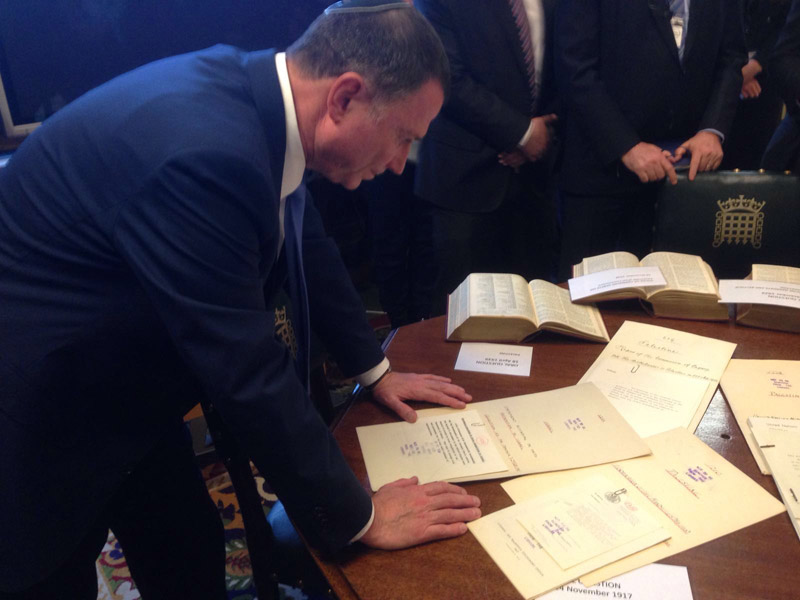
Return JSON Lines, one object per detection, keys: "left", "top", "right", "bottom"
{"left": 557, "top": 186, "right": 658, "bottom": 281}
{"left": 762, "top": 111, "right": 800, "bottom": 172}
{"left": 429, "top": 172, "right": 559, "bottom": 316}
{"left": 1, "top": 424, "right": 226, "bottom": 600}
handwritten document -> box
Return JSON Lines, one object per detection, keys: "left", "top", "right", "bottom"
{"left": 719, "top": 279, "right": 800, "bottom": 309}
{"left": 568, "top": 267, "right": 666, "bottom": 302}
{"left": 580, "top": 321, "right": 736, "bottom": 432}
{"left": 455, "top": 342, "right": 533, "bottom": 377}
{"left": 361, "top": 384, "right": 651, "bottom": 490}
{"left": 539, "top": 564, "right": 693, "bottom": 600}
{"left": 502, "top": 428, "right": 785, "bottom": 587}
{"left": 469, "top": 472, "right": 669, "bottom": 599}
{"left": 748, "top": 416, "right": 800, "bottom": 541}
{"left": 357, "top": 410, "right": 508, "bottom": 490}
{"left": 720, "top": 359, "right": 800, "bottom": 474}
{"left": 583, "top": 357, "right": 710, "bottom": 438}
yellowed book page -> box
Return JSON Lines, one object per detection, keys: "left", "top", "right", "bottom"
{"left": 446, "top": 277, "right": 471, "bottom": 339}
{"left": 411, "top": 383, "right": 651, "bottom": 483}
{"left": 467, "top": 273, "right": 535, "bottom": 317}
{"left": 579, "top": 321, "right": 736, "bottom": 432}
{"left": 752, "top": 264, "right": 800, "bottom": 284}
{"left": 502, "top": 428, "right": 786, "bottom": 588}
{"left": 720, "top": 359, "right": 800, "bottom": 475}
{"left": 575, "top": 251, "right": 641, "bottom": 278}
{"left": 529, "top": 279, "right": 609, "bottom": 340}
{"left": 357, "top": 410, "right": 509, "bottom": 491}
{"left": 640, "top": 252, "right": 717, "bottom": 296}
{"left": 748, "top": 416, "right": 800, "bottom": 541}
{"left": 469, "top": 474, "right": 669, "bottom": 599}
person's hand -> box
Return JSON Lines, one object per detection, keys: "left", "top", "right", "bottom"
{"left": 520, "top": 113, "right": 558, "bottom": 162}
{"left": 498, "top": 149, "right": 527, "bottom": 169}
{"left": 359, "top": 477, "right": 482, "bottom": 549}
{"left": 672, "top": 131, "right": 723, "bottom": 181}
{"left": 741, "top": 78, "right": 762, "bottom": 99}
{"left": 371, "top": 371, "right": 472, "bottom": 423}
{"left": 620, "top": 142, "right": 678, "bottom": 184}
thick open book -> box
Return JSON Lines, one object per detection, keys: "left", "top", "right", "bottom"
{"left": 733, "top": 264, "right": 800, "bottom": 333}
{"left": 572, "top": 251, "right": 728, "bottom": 320}
{"left": 446, "top": 273, "right": 609, "bottom": 343}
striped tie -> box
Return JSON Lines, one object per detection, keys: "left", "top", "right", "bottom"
{"left": 508, "top": 0, "right": 538, "bottom": 111}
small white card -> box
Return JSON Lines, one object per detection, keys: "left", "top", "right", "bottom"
{"left": 719, "top": 279, "right": 800, "bottom": 309}
{"left": 455, "top": 342, "right": 532, "bottom": 377}
{"left": 568, "top": 267, "right": 666, "bottom": 302}
{"left": 539, "top": 563, "right": 693, "bottom": 600}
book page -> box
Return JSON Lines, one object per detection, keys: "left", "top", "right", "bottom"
{"left": 748, "top": 416, "right": 800, "bottom": 541}
{"left": 582, "top": 358, "right": 710, "bottom": 438}
{"left": 579, "top": 321, "right": 736, "bottom": 432}
{"left": 357, "top": 410, "right": 508, "bottom": 490}
{"left": 502, "top": 429, "right": 786, "bottom": 588}
{"left": 469, "top": 475, "right": 669, "bottom": 599}
{"left": 409, "top": 383, "right": 651, "bottom": 484}
{"left": 719, "top": 359, "right": 800, "bottom": 475}
{"left": 752, "top": 264, "right": 800, "bottom": 284}
{"left": 640, "top": 252, "right": 717, "bottom": 295}
{"left": 467, "top": 273, "right": 535, "bottom": 318}
{"left": 529, "top": 279, "right": 607, "bottom": 339}
{"left": 575, "top": 251, "right": 641, "bottom": 277}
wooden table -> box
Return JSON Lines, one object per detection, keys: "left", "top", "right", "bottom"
{"left": 313, "top": 305, "right": 800, "bottom": 600}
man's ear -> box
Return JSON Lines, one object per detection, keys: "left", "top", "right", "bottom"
{"left": 326, "top": 72, "right": 368, "bottom": 123}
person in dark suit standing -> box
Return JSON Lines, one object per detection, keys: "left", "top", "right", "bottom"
{"left": 556, "top": 0, "right": 746, "bottom": 279}
{"left": 0, "top": 3, "right": 482, "bottom": 598}
{"left": 414, "top": 0, "right": 560, "bottom": 314}
{"left": 762, "top": 0, "right": 800, "bottom": 171}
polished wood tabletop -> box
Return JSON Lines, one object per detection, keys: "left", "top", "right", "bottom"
{"left": 313, "top": 304, "right": 800, "bottom": 600}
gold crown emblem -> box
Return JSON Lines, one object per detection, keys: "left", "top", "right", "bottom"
{"left": 716, "top": 194, "right": 765, "bottom": 213}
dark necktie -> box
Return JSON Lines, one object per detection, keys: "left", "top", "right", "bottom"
{"left": 508, "top": 0, "right": 538, "bottom": 111}
{"left": 284, "top": 186, "right": 310, "bottom": 390}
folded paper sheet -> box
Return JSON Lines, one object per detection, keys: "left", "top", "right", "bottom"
{"left": 502, "top": 428, "right": 785, "bottom": 587}
{"left": 358, "top": 383, "right": 651, "bottom": 491}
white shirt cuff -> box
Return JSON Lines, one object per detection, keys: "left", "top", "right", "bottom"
{"left": 517, "top": 120, "right": 535, "bottom": 148}
{"left": 357, "top": 358, "right": 391, "bottom": 388}
{"left": 350, "top": 502, "right": 376, "bottom": 543}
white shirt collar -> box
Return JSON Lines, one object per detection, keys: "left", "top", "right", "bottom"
{"left": 275, "top": 52, "right": 305, "bottom": 200}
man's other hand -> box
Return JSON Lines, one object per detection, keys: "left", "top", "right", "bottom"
{"left": 672, "top": 131, "right": 723, "bottom": 181}
{"left": 621, "top": 142, "right": 678, "bottom": 184}
{"left": 371, "top": 371, "right": 472, "bottom": 423}
{"left": 360, "top": 477, "right": 482, "bottom": 549}
{"left": 520, "top": 113, "right": 558, "bottom": 162}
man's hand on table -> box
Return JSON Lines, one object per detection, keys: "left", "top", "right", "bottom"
{"left": 371, "top": 371, "right": 473, "bottom": 423}
{"left": 360, "top": 477, "right": 482, "bottom": 549}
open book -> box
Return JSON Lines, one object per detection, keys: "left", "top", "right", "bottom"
{"left": 730, "top": 264, "right": 800, "bottom": 333}
{"left": 572, "top": 251, "right": 728, "bottom": 320}
{"left": 446, "top": 273, "right": 609, "bottom": 343}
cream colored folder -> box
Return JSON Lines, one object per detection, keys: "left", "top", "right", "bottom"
{"left": 720, "top": 359, "right": 800, "bottom": 475}
{"left": 358, "top": 383, "right": 651, "bottom": 491}
{"left": 502, "top": 428, "right": 785, "bottom": 587}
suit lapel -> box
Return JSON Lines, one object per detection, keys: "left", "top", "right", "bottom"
{"left": 682, "top": 0, "right": 703, "bottom": 64}
{"left": 646, "top": 0, "right": 682, "bottom": 66}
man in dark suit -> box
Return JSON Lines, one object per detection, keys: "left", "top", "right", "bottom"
{"left": 414, "top": 0, "right": 560, "bottom": 314}
{"left": 556, "top": 0, "right": 746, "bottom": 279}
{"left": 762, "top": 0, "right": 800, "bottom": 171}
{"left": 0, "top": 3, "right": 481, "bottom": 598}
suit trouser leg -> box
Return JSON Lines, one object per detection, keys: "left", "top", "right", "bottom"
{"left": 1, "top": 424, "right": 226, "bottom": 600}
{"left": 558, "top": 187, "right": 657, "bottom": 281}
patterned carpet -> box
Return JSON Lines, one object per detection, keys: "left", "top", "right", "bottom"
{"left": 95, "top": 462, "right": 295, "bottom": 600}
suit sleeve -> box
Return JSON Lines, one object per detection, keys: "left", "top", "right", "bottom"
{"left": 698, "top": 1, "right": 747, "bottom": 136}
{"left": 302, "top": 189, "right": 386, "bottom": 377}
{"left": 770, "top": 0, "right": 800, "bottom": 106}
{"left": 416, "top": 0, "right": 530, "bottom": 150}
{"left": 555, "top": 0, "right": 641, "bottom": 165}
{"left": 112, "top": 150, "right": 372, "bottom": 553}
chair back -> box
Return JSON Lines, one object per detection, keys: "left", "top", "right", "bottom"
{"left": 653, "top": 171, "right": 800, "bottom": 279}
